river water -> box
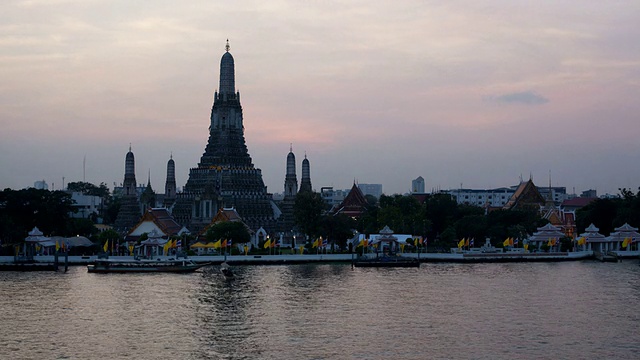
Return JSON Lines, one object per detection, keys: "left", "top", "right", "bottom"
{"left": 1, "top": 261, "right": 639, "bottom": 360}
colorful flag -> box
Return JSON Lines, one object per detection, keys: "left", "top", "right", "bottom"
{"left": 464, "top": 238, "right": 469, "bottom": 247}
{"left": 176, "top": 239, "right": 182, "bottom": 248}
{"left": 221, "top": 239, "right": 228, "bottom": 248}
{"left": 129, "top": 244, "right": 134, "bottom": 255}
{"left": 322, "top": 238, "right": 328, "bottom": 247}
{"left": 363, "top": 239, "right": 369, "bottom": 247}
{"left": 213, "top": 239, "right": 222, "bottom": 249}
{"left": 514, "top": 238, "right": 519, "bottom": 246}
{"left": 299, "top": 245, "right": 304, "bottom": 254}
{"left": 103, "top": 240, "right": 109, "bottom": 252}
{"left": 503, "top": 238, "right": 510, "bottom": 247}
{"left": 458, "top": 239, "right": 465, "bottom": 248}
{"left": 358, "top": 239, "right": 364, "bottom": 247}
{"left": 470, "top": 238, "right": 474, "bottom": 247}
{"left": 524, "top": 244, "right": 529, "bottom": 251}
{"left": 228, "top": 239, "right": 232, "bottom": 247}
{"left": 263, "top": 239, "right": 271, "bottom": 249}
{"left": 622, "top": 237, "right": 630, "bottom": 248}
{"left": 312, "top": 238, "right": 319, "bottom": 248}
{"left": 272, "top": 238, "right": 279, "bottom": 248}
{"left": 509, "top": 237, "right": 514, "bottom": 247}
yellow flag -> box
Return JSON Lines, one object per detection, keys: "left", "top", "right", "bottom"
{"left": 503, "top": 238, "right": 510, "bottom": 247}
{"left": 358, "top": 239, "right": 364, "bottom": 247}
{"left": 400, "top": 244, "right": 405, "bottom": 253}
{"left": 213, "top": 239, "right": 222, "bottom": 249}
{"left": 457, "top": 239, "right": 465, "bottom": 248}
{"left": 263, "top": 239, "right": 271, "bottom": 249}
{"left": 244, "top": 245, "right": 249, "bottom": 255}
{"left": 103, "top": 240, "right": 109, "bottom": 252}
{"left": 622, "top": 237, "right": 630, "bottom": 248}
{"left": 524, "top": 244, "right": 529, "bottom": 251}
{"left": 313, "top": 238, "right": 319, "bottom": 248}
{"left": 129, "top": 245, "right": 134, "bottom": 255}
{"left": 299, "top": 245, "right": 304, "bottom": 254}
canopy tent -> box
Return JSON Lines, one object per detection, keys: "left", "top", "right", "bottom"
{"left": 190, "top": 242, "right": 206, "bottom": 249}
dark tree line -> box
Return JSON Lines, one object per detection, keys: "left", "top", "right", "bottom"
{"left": 292, "top": 191, "right": 550, "bottom": 251}
{"left": 576, "top": 187, "right": 640, "bottom": 235}
{"left": 0, "top": 188, "right": 77, "bottom": 243}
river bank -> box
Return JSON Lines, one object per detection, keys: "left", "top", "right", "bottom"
{"left": 2, "top": 250, "right": 637, "bottom": 267}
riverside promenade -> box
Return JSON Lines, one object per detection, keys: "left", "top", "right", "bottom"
{"left": 3, "top": 250, "right": 636, "bottom": 266}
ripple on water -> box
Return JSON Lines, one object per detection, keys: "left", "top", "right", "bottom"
{"left": 1, "top": 262, "right": 639, "bottom": 359}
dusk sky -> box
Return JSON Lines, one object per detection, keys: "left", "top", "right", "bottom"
{"left": 2, "top": 1, "right": 639, "bottom": 196}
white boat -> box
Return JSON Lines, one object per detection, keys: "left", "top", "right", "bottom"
{"left": 87, "top": 258, "right": 210, "bottom": 273}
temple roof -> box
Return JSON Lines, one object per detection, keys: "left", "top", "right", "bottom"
{"left": 561, "top": 197, "right": 596, "bottom": 209}
{"left": 332, "top": 183, "right": 368, "bottom": 218}
{"left": 127, "top": 208, "right": 182, "bottom": 238}
{"left": 503, "top": 179, "right": 545, "bottom": 210}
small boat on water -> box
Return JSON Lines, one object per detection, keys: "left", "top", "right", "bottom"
{"left": 87, "top": 258, "right": 210, "bottom": 273}
{"left": 220, "top": 262, "right": 234, "bottom": 278}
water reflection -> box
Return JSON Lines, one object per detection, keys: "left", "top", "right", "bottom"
{"left": 1, "top": 262, "right": 640, "bottom": 359}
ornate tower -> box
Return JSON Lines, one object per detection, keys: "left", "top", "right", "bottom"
{"left": 173, "top": 41, "right": 279, "bottom": 233}
{"left": 164, "top": 154, "right": 176, "bottom": 207}
{"left": 123, "top": 145, "right": 136, "bottom": 196}
{"left": 114, "top": 145, "right": 143, "bottom": 233}
{"left": 299, "top": 153, "right": 312, "bottom": 193}
{"left": 284, "top": 145, "right": 298, "bottom": 197}
{"left": 279, "top": 146, "right": 298, "bottom": 241}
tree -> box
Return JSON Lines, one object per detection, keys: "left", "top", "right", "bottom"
{"left": 424, "top": 193, "right": 459, "bottom": 240}
{"left": 294, "top": 191, "right": 326, "bottom": 239}
{"left": 320, "top": 213, "right": 356, "bottom": 251}
{"left": 0, "top": 188, "right": 75, "bottom": 243}
{"left": 576, "top": 198, "right": 618, "bottom": 235}
{"left": 204, "top": 221, "right": 251, "bottom": 244}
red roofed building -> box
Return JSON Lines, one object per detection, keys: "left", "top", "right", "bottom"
{"left": 503, "top": 179, "right": 546, "bottom": 211}
{"left": 331, "top": 182, "right": 369, "bottom": 219}
{"left": 561, "top": 197, "right": 597, "bottom": 212}
{"left": 198, "top": 207, "right": 254, "bottom": 239}
{"left": 126, "top": 208, "right": 184, "bottom": 241}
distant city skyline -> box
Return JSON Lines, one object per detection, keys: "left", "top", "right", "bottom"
{"left": 1, "top": 1, "right": 639, "bottom": 196}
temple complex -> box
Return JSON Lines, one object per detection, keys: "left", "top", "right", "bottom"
{"left": 173, "top": 41, "right": 279, "bottom": 233}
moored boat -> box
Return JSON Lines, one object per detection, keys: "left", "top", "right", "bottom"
{"left": 87, "top": 258, "right": 210, "bottom": 273}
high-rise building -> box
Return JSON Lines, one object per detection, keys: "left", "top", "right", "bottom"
{"left": 411, "top": 176, "right": 425, "bottom": 193}
{"left": 173, "top": 41, "right": 279, "bottom": 233}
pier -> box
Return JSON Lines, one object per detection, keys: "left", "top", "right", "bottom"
{"left": 3, "top": 250, "right": 635, "bottom": 267}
